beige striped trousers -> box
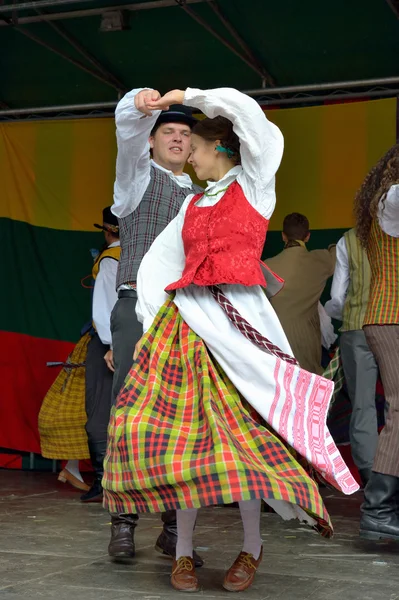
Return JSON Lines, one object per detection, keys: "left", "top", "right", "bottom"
{"left": 364, "top": 325, "right": 399, "bottom": 477}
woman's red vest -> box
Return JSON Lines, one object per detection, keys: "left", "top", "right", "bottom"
{"left": 166, "top": 181, "right": 281, "bottom": 293}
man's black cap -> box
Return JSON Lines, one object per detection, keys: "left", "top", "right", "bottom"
{"left": 153, "top": 104, "right": 197, "bottom": 131}
{"left": 94, "top": 206, "right": 119, "bottom": 234}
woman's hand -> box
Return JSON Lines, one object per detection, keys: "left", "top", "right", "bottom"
{"left": 146, "top": 89, "right": 185, "bottom": 112}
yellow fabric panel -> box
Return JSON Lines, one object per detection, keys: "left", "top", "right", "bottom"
{"left": 267, "top": 98, "right": 397, "bottom": 231}
{"left": 1, "top": 122, "right": 38, "bottom": 226}
{"left": 267, "top": 106, "right": 322, "bottom": 230}
{"left": 0, "top": 98, "right": 396, "bottom": 232}
{"left": 69, "top": 118, "right": 116, "bottom": 231}
{"left": 0, "top": 118, "right": 116, "bottom": 231}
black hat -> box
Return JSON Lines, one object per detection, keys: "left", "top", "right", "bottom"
{"left": 152, "top": 104, "right": 197, "bottom": 133}
{"left": 94, "top": 206, "right": 119, "bottom": 234}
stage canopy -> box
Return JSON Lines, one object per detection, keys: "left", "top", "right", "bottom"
{"left": 0, "top": 0, "right": 399, "bottom": 114}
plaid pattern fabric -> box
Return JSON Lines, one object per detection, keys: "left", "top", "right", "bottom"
{"left": 103, "top": 299, "right": 332, "bottom": 537}
{"left": 323, "top": 347, "right": 345, "bottom": 413}
{"left": 38, "top": 333, "right": 90, "bottom": 459}
{"left": 364, "top": 218, "right": 399, "bottom": 325}
{"left": 209, "top": 286, "right": 298, "bottom": 365}
{"left": 116, "top": 166, "right": 202, "bottom": 288}
{"left": 208, "top": 287, "right": 357, "bottom": 495}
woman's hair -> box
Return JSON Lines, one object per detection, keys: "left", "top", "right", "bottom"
{"left": 354, "top": 143, "right": 399, "bottom": 247}
{"left": 192, "top": 116, "right": 241, "bottom": 165}
{"left": 283, "top": 212, "right": 310, "bottom": 246}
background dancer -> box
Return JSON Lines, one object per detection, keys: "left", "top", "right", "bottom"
{"left": 325, "top": 228, "right": 378, "bottom": 488}
{"left": 81, "top": 207, "right": 120, "bottom": 502}
{"left": 266, "top": 213, "right": 336, "bottom": 373}
{"left": 355, "top": 144, "right": 399, "bottom": 541}
{"left": 39, "top": 208, "right": 120, "bottom": 495}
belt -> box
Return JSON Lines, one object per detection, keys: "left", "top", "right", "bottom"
{"left": 118, "top": 289, "right": 137, "bottom": 299}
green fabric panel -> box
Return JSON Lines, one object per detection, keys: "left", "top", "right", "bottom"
{"left": 0, "top": 217, "right": 102, "bottom": 342}
{"left": 0, "top": 0, "right": 398, "bottom": 108}
{"left": 1, "top": 217, "right": 346, "bottom": 343}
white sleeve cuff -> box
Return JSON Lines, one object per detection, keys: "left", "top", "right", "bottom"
{"left": 143, "top": 316, "right": 154, "bottom": 333}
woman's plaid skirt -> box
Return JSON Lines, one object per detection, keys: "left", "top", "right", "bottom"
{"left": 39, "top": 333, "right": 90, "bottom": 460}
{"left": 103, "top": 299, "right": 332, "bottom": 537}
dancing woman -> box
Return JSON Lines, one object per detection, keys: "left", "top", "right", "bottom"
{"left": 103, "top": 87, "right": 358, "bottom": 592}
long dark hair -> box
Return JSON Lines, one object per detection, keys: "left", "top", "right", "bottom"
{"left": 192, "top": 116, "right": 241, "bottom": 165}
{"left": 354, "top": 144, "right": 399, "bottom": 247}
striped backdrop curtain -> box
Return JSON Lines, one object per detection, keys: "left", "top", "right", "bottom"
{"left": 0, "top": 97, "right": 397, "bottom": 467}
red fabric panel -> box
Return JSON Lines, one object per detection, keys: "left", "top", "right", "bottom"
{"left": 0, "top": 332, "right": 74, "bottom": 453}
{"left": 0, "top": 452, "right": 23, "bottom": 469}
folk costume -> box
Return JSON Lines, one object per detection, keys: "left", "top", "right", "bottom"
{"left": 266, "top": 242, "right": 336, "bottom": 374}
{"left": 103, "top": 87, "right": 358, "bottom": 548}
{"left": 325, "top": 228, "right": 378, "bottom": 486}
{"left": 108, "top": 89, "right": 203, "bottom": 562}
{"left": 39, "top": 333, "right": 91, "bottom": 475}
{"left": 38, "top": 215, "right": 120, "bottom": 493}
{"left": 81, "top": 208, "right": 120, "bottom": 501}
{"left": 111, "top": 94, "right": 202, "bottom": 402}
{"left": 363, "top": 185, "right": 399, "bottom": 478}
{"left": 360, "top": 183, "right": 399, "bottom": 541}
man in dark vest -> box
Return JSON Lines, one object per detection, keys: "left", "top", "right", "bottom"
{"left": 81, "top": 207, "right": 121, "bottom": 503}
{"left": 105, "top": 88, "right": 203, "bottom": 565}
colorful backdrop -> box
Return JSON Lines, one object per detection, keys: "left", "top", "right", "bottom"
{"left": 0, "top": 97, "right": 397, "bottom": 464}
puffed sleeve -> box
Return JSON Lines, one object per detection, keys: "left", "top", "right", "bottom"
{"left": 112, "top": 88, "right": 161, "bottom": 219}
{"left": 378, "top": 184, "right": 399, "bottom": 237}
{"left": 184, "top": 87, "right": 284, "bottom": 219}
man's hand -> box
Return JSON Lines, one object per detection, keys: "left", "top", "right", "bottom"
{"left": 146, "top": 89, "right": 185, "bottom": 112}
{"left": 134, "top": 89, "right": 161, "bottom": 116}
{"left": 133, "top": 336, "right": 145, "bottom": 361}
{"left": 104, "top": 349, "right": 115, "bottom": 372}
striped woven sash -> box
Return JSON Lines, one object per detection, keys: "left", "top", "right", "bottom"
{"left": 209, "top": 285, "right": 298, "bottom": 366}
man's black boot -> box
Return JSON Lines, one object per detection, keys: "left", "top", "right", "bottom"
{"left": 360, "top": 471, "right": 399, "bottom": 541}
{"left": 108, "top": 513, "right": 139, "bottom": 559}
{"left": 80, "top": 440, "right": 106, "bottom": 503}
{"left": 358, "top": 467, "right": 372, "bottom": 490}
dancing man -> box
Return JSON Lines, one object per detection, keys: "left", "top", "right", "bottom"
{"left": 107, "top": 88, "right": 203, "bottom": 563}
{"left": 325, "top": 228, "right": 378, "bottom": 489}
{"left": 81, "top": 207, "right": 121, "bottom": 502}
{"left": 39, "top": 208, "right": 120, "bottom": 496}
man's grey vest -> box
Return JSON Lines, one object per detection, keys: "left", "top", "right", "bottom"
{"left": 116, "top": 165, "right": 203, "bottom": 289}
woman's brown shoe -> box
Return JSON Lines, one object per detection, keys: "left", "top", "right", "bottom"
{"left": 223, "top": 547, "right": 263, "bottom": 592}
{"left": 171, "top": 556, "right": 200, "bottom": 593}
{"left": 58, "top": 468, "right": 90, "bottom": 492}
